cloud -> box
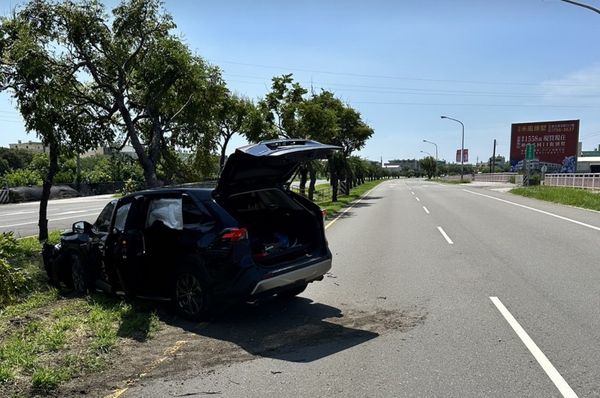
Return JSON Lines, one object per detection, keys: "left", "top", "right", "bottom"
{"left": 540, "top": 64, "right": 600, "bottom": 106}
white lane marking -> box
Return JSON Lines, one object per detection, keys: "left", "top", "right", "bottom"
{"left": 437, "top": 226, "right": 454, "bottom": 244}
{"left": 490, "top": 297, "right": 578, "bottom": 398}
{"left": 463, "top": 189, "right": 600, "bottom": 232}
{"left": 325, "top": 184, "right": 381, "bottom": 230}
{"left": 0, "top": 212, "right": 100, "bottom": 228}
{"left": 0, "top": 210, "right": 37, "bottom": 216}
{"left": 415, "top": 197, "right": 420, "bottom": 202}
{"left": 53, "top": 209, "right": 93, "bottom": 216}
{"left": 411, "top": 191, "right": 415, "bottom": 195}
{"left": 423, "top": 206, "right": 430, "bottom": 214}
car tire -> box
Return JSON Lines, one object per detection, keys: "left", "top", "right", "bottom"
{"left": 277, "top": 283, "right": 308, "bottom": 299}
{"left": 70, "top": 253, "right": 91, "bottom": 295}
{"left": 174, "top": 262, "right": 213, "bottom": 321}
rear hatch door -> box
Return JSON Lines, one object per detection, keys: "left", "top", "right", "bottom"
{"left": 215, "top": 139, "right": 340, "bottom": 196}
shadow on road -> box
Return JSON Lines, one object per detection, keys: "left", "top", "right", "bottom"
{"left": 165, "top": 297, "right": 379, "bottom": 363}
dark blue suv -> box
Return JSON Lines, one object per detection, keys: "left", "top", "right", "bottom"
{"left": 43, "top": 140, "right": 338, "bottom": 320}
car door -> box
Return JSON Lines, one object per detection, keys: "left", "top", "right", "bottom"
{"left": 106, "top": 196, "right": 147, "bottom": 295}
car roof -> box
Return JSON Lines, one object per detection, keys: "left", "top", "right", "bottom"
{"left": 122, "top": 187, "right": 215, "bottom": 201}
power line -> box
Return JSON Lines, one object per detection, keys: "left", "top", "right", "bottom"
{"left": 222, "top": 72, "right": 600, "bottom": 99}
{"left": 215, "top": 59, "right": 597, "bottom": 88}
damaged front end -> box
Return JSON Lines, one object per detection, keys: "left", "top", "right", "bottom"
{"left": 42, "top": 242, "right": 66, "bottom": 287}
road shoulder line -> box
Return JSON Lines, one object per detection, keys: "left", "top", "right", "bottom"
{"left": 325, "top": 183, "right": 382, "bottom": 230}
{"left": 463, "top": 189, "right": 600, "bottom": 232}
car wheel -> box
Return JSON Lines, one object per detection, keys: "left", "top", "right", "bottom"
{"left": 277, "top": 283, "right": 308, "bottom": 299}
{"left": 70, "top": 254, "right": 91, "bottom": 295}
{"left": 174, "top": 266, "right": 212, "bottom": 321}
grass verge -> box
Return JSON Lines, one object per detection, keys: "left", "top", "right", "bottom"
{"left": 510, "top": 186, "right": 600, "bottom": 211}
{"left": 0, "top": 233, "right": 162, "bottom": 396}
{"left": 317, "top": 179, "right": 384, "bottom": 218}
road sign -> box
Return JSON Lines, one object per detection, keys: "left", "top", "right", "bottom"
{"left": 525, "top": 143, "right": 535, "bottom": 160}
{"left": 456, "top": 149, "right": 469, "bottom": 162}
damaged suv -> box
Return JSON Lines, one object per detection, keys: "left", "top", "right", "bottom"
{"left": 43, "top": 140, "right": 339, "bottom": 320}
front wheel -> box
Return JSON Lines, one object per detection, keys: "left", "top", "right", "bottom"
{"left": 70, "top": 253, "right": 92, "bottom": 295}
{"left": 174, "top": 266, "right": 212, "bottom": 321}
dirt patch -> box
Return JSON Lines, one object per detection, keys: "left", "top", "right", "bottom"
{"left": 94, "top": 300, "right": 426, "bottom": 397}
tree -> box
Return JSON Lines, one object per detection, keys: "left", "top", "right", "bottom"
{"left": 419, "top": 156, "right": 437, "bottom": 179}
{"left": 0, "top": 8, "right": 112, "bottom": 241}
{"left": 214, "top": 93, "right": 254, "bottom": 171}
{"left": 18, "top": 0, "right": 225, "bottom": 188}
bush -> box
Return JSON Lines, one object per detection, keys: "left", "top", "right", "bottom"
{"left": 0, "top": 232, "right": 47, "bottom": 309}
{"left": 528, "top": 174, "right": 541, "bottom": 186}
{"left": 3, "top": 168, "right": 42, "bottom": 187}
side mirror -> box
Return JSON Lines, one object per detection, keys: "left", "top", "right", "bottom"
{"left": 73, "top": 221, "right": 94, "bottom": 234}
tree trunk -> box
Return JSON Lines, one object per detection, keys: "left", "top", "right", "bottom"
{"left": 117, "top": 97, "right": 159, "bottom": 188}
{"left": 39, "top": 142, "right": 59, "bottom": 242}
{"left": 298, "top": 165, "right": 308, "bottom": 196}
{"left": 308, "top": 162, "right": 317, "bottom": 201}
{"left": 219, "top": 132, "right": 232, "bottom": 172}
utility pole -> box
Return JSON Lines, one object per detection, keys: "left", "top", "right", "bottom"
{"left": 491, "top": 139, "right": 497, "bottom": 173}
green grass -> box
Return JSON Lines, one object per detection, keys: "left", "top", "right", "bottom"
{"left": 437, "top": 178, "right": 471, "bottom": 184}
{"left": 0, "top": 293, "right": 161, "bottom": 393}
{"left": 510, "top": 186, "right": 600, "bottom": 211}
{"left": 316, "top": 180, "right": 384, "bottom": 218}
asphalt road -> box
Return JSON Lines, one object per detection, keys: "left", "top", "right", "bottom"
{"left": 0, "top": 194, "right": 114, "bottom": 237}
{"left": 120, "top": 179, "right": 600, "bottom": 398}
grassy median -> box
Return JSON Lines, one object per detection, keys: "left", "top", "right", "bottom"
{"left": 510, "top": 186, "right": 600, "bottom": 211}
{"left": 317, "top": 179, "right": 384, "bottom": 218}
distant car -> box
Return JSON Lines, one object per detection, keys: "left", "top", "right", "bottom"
{"left": 43, "top": 140, "right": 339, "bottom": 320}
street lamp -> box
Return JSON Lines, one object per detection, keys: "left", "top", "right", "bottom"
{"left": 420, "top": 150, "right": 432, "bottom": 157}
{"left": 441, "top": 115, "right": 465, "bottom": 181}
{"left": 422, "top": 139, "right": 438, "bottom": 163}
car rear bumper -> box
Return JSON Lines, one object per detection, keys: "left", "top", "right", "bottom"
{"left": 250, "top": 257, "right": 332, "bottom": 296}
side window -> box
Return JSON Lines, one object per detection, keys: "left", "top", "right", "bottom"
{"left": 183, "top": 196, "right": 215, "bottom": 232}
{"left": 94, "top": 201, "right": 116, "bottom": 233}
{"left": 145, "top": 198, "right": 183, "bottom": 230}
{"left": 114, "top": 202, "right": 132, "bottom": 232}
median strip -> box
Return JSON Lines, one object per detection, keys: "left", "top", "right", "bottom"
{"left": 489, "top": 297, "right": 578, "bottom": 398}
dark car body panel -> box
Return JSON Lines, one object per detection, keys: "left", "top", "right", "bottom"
{"left": 44, "top": 140, "right": 337, "bottom": 309}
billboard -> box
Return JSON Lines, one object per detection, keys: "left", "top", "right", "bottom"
{"left": 456, "top": 149, "right": 468, "bottom": 163}
{"left": 510, "top": 120, "right": 579, "bottom": 173}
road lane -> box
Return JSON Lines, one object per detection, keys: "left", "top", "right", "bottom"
{"left": 124, "top": 179, "right": 599, "bottom": 397}
{"left": 0, "top": 194, "right": 114, "bottom": 237}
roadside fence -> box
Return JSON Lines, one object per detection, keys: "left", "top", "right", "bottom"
{"left": 472, "top": 173, "right": 517, "bottom": 183}
{"left": 543, "top": 173, "right": 600, "bottom": 190}
{"left": 290, "top": 184, "right": 332, "bottom": 202}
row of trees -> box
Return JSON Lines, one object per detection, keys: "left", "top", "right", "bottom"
{"left": 0, "top": 0, "right": 375, "bottom": 241}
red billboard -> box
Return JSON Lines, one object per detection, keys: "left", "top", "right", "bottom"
{"left": 510, "top": 120, "right": 579, "bottom": 173}
{"left": 455, "top": 149, "right": 468, "bottom": 163}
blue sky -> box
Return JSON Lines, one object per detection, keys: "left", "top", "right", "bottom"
{"left": 2, "top": 0, "right": 600, "bottom": 164}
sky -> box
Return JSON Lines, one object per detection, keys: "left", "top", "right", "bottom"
{"left": 2, "top": 0, "right": 600, "bottom": 164}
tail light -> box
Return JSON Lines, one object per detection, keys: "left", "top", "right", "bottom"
{"left": 220, "top": 227, "right": 249, "bottom": 242}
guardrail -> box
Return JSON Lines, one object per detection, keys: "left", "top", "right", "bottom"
{"left": 543, "top": 173, "right": 600, "bottom": 190}
{"left": 473, "top": 173, "right": 517, "bottom": 183}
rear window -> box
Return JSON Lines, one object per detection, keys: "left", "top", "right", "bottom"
{"left": 228, "top": 189, "right": 303, "bottom": 212}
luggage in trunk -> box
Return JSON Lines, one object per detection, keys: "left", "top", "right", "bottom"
{"left": 221, "top": 188, "right": 322, "bottom": 266}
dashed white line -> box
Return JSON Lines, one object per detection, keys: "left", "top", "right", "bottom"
{"left": 415, "top": 197, "right": 420, "bottom": 202}
{"left": 422, "top": 206, "right": 430, "bottom": 214}
{"left": 411, "top": 191, "right": 415, "bottom": 195}
{"left": 463, "top": 189, "right": 600, "bottom": 232}
{"left": 490, "top": 297, "right": 578, "bottom": 398}
{"left": 437, "top": 226, "right": 454, "bottom": 244}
